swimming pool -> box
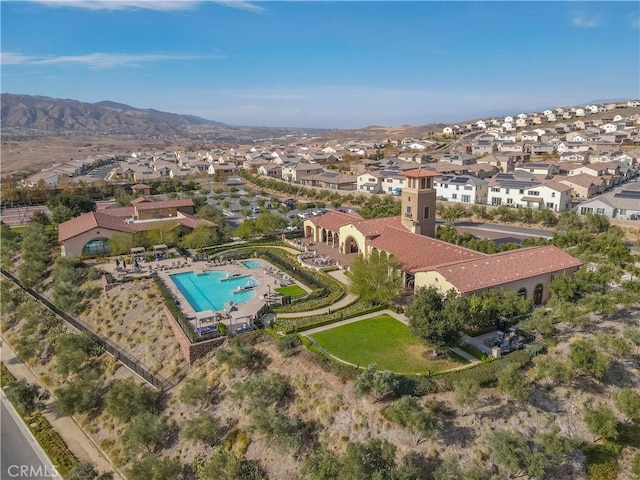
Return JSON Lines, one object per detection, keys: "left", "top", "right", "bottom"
{"left": 169, "top": 271, "right": 257, "bottom": 312}
{"left": 241, "top": 260, "right": 263, "bottom": 269}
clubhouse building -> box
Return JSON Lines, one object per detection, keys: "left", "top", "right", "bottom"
{"left": 304, "top": 168, "right": 582, "bottom": 304}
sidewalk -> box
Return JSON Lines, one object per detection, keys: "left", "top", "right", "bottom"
{"left": 1, "top": 337, "right": 121, "bottom": 479}
{"left": 275, "top": 269, "right": 358, "bottom": 319}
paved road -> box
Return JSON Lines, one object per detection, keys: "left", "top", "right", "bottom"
{"left": 1, "top": 391, "right": 59, "bottom": 480}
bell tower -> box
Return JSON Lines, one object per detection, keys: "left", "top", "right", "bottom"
{"left": 401, "top": 168, "right": 437, "bottom": 238}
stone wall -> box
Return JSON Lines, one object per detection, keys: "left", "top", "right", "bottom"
{"left": 163, "top": 306, "right": 225, "bottom": 364}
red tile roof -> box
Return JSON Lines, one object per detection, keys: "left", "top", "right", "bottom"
{"left": 351, "top": 216, "right": 404, "bottom": 237}
{"left": 176, "top": 212, "right": 217, "bottom": 229}
{"left": 307, "top": 210, "right": 362, "bottom": 231}
{"left": 403, "top": 168, "right": 439, "bottom": 178}
{"left": 428, "top": 245, "right": 584, "bottom": 293}
{"left": 368, "top": 225, "right": 486, "bottom": 273}
{"left": 58, "top": 211, "right": 133, "bottom": 242}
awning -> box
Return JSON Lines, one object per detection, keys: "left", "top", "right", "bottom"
{"left": 130, "top": 247, "right": 145, "bottom": 254}
{"left": 195, "top": 310, "right": 217, "bottom": 321}
{"left": 230, "top": 309, "right": 252, "bottom": 320}
{"left": 153, "top": 244, "right": 168, "bottom": 251}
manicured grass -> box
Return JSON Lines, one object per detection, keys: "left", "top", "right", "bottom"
{"left": 309, "top": 315, "right": 460, "bottom": 373}
{"left": 275, "top": 284, "right": 306, "bottom": 297}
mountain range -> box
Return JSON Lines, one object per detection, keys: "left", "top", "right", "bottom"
{"left": 1, "top": 93, "right": 336, "bottom": 141}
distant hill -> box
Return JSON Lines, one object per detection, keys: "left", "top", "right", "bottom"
{"left": 1, "top": 93, "right": 227, "bottom": 136}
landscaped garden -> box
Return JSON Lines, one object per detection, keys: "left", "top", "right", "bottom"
{"left": 309, "top": 314, "right": 462, "bottom": 374}
{"left": 275, "top": 284, "right": 306, "bottom": 297}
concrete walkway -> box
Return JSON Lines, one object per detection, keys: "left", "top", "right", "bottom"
{"left": 448, "top": 347, "right": 480, "bottom": 364}
{"left": 274, "top": 269, "right": 358, "bottom": 319}
{"left": 1, "top": 337, "right": 121, "bottom": 479}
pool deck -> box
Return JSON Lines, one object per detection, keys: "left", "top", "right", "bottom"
{"left": 99, "top": 257, "right": 306, "bottom": 334}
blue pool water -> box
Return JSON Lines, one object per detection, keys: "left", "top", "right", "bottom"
{"left": 241, "top": 260, "right": 263, "bottom": 269}
{"left": 169, "top": 271, "right": 257, "bottom": 312}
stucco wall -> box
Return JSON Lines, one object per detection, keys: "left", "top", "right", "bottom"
{"left": 61, "top": 227, "right": 123, "bottom": 257}
{"left": 415, "top": 267, "right": 581, "bottom": 304}
{"left": 338, "top": 224, "right": 368, "bottom": 254}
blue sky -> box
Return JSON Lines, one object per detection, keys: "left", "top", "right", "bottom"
{"left": 2, "top": 1, "right": 639, "bottom": 128}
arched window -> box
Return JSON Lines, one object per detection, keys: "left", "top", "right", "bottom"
{"left": 82, "top": 238, "right": 111, "bottom": 256}
{"left": 534, "top": 284, "right": 544, "bottom": 305}
{"left": 517, "top": 287, "right": 527, "bottom": 299}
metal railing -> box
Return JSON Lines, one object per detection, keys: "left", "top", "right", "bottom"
{"left": 1, "top": 268, "right": 176, "bottom": 391}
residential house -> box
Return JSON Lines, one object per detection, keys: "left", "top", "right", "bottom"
{"left": 440, "top": 152, "right": 477, "bottom": 165}
{"left": 578, "top": 189, "right": 640, "bottom": 220}
{"left": 477, "top": 154, "right": 516, "bottom": 172}
{"left": 471, "top": 138, "right": 497, "bottom": 156}
{"left": 298, "top": 171, "right": 357, "bottom": 190}
{"left": 435, "top": 175, "right": 488, "bottom": 204}
{"left": 281, "top": 162, "right": 324, "bottom": 183}
{"left": 558, "top": 174, "right": 606, "bottom": 199}
{"left": 514, "top": 162, "right": 560, "bottom": 178}
{"left": 257, "top": 163, "right": 282, "bottom": 178}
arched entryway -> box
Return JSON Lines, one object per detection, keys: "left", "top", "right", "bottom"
{"left": 533, "top": 284, "right": 544, "bottom": 305}
{"left": 344, "top": 236, "right": 359, "bottom": 254}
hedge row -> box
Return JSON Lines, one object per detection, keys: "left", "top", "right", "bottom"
{"left": 0, "top": 362, "right": 78, "bottom": 477}
{"left": 273, "top": 300, "right": 386, "bottom": 334}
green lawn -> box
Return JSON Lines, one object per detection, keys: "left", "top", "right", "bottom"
{"left": 275, "top": 284, "right": 306, "bottom": 297}
{"left": 309, "top": 315, "right": 460, "bottom": 373}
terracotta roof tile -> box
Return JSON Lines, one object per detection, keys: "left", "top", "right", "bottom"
{"left": 403, "top": 167, "right": 439, "bottom": 178}
{"left": 351, "top": 216, "right": 404, "bottom": 237}
{"left": 368, "top": 225, "right": 486, "bottom": 272}
{"left": 307, "top": 210, "right": 362, "bottom": 231}
{"left": 429, "top": 245, "right": 583, "bottom": 293}
{"left": 58, "top": 212, "right": 131, "bottom": 242}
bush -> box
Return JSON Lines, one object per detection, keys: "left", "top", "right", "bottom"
{"left": 438, "top": 350, "right": 532, "bottom": 390}
{"left": 277, "top": 335, "right": 302, "bottom": 357}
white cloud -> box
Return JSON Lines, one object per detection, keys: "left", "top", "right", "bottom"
{"left": 1, "top": 52, "right": 38, "bottom": 65}
{"left": 30, "top": 0, "right": 264, "bottom": 12}
{"left": 1, "top": 51, "right": 220, "bottom": 68}
{"left": 570, "top": 11, "right": 600, "bottom": 28}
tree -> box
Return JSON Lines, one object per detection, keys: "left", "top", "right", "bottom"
{"left": 251, "top": 407, "right": 308, "bottom": 452}
{"left": 181, "top": 412, "right": 225, "bottom": 446}
{"left": 127, "top": 455, "right": 182, "bottom": 480}
{"left": 123, "top": 412, "right": 169, "bottom": 455}
{"left": 346, "top": 250, "right": 403, "bottom": 305}
{"left": 340, "top": 438, "right": 398, "bottom": 480}
{"left": 255, "top": 210, "right": 287, "bottom": 236}
{"left": 178, "top": 377, "right": 211, "bottom": 408}
{"left": 486, "top": 429, "right": 546, "bottom": 479}
{"left": 180, "top": 225, "right": 217, "bottom": 250}
{"left": 355, "top": 364, "right": 398, "bottom": 402}
{"left": 613, "top": 388, "right": 640, "bottom": 424}
{"left": 406, "top": 287, "right": 464, "bottom": 348}
{"left": 195, "top": 447, "right": 265, "bottom": 480}
{"left": 67, "top": 462, "right": 113, "bottom": 480}
{"left": 584, "top": 405, "right": 618, "bottom": 442}
{"left": 532, "top": 356, "right": 571, "bottom": 388}
{"left": 4, "top": 379, "right": 49, "bottom": 415}
{"left": 453, "top": 377, "right": 480, "bottom": 416}
{"left": 497, "top": 363, "right": 530, "bottom": 401}
{"left": 105, "top": 378, "right": 163, "bottom": 422}
{"left": 55, "top": 373, "right": 105, "bottom": 416}
{"left": 570, "top": 339, "right": 611, "bottom": 378}
{"left": 230, "top": 371, "right": 289, "bottom": 409}
{"left": 147, "top": 223, "right": 180, "bottom": 247}
{"left": 215, "top": 343, "right": 264, "bottom": 377}
{"left": 234, "top": 219, "right": 259, "bottom": 240}
{"left": 55, "top": 333, "right": 102, "bottom": 377}
{"left": 382, "top": 396, "right": 441, "bottom": 445}
{"left": 302, "top": 446, "right": 343, "bottom": 480}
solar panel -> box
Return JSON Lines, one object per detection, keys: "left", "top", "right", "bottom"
{"left": 494, "top": 180, "right": 540, "bottom": 189}
{"left": 614, "top": 190, "right": 640, "bottom": 199}
{"left": 450, "top": 177, "right": 469, "bottom": 184}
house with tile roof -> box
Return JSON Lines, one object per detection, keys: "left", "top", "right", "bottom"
{"left": 415, "top": 245, "right": 582, "bottom": 304}
{"left": 303, "top": 168, "right": 583, "bottom": 298}
{"left": 58, "top": 198, "right": 215, "bottom": 257}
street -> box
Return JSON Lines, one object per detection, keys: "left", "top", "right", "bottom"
{"left": 1, "top": 391, "right": 59, "bottom": 480}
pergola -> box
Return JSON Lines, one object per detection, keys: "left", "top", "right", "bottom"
{"left": 130, "top": 246, "right": 145, "bottom": 257}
